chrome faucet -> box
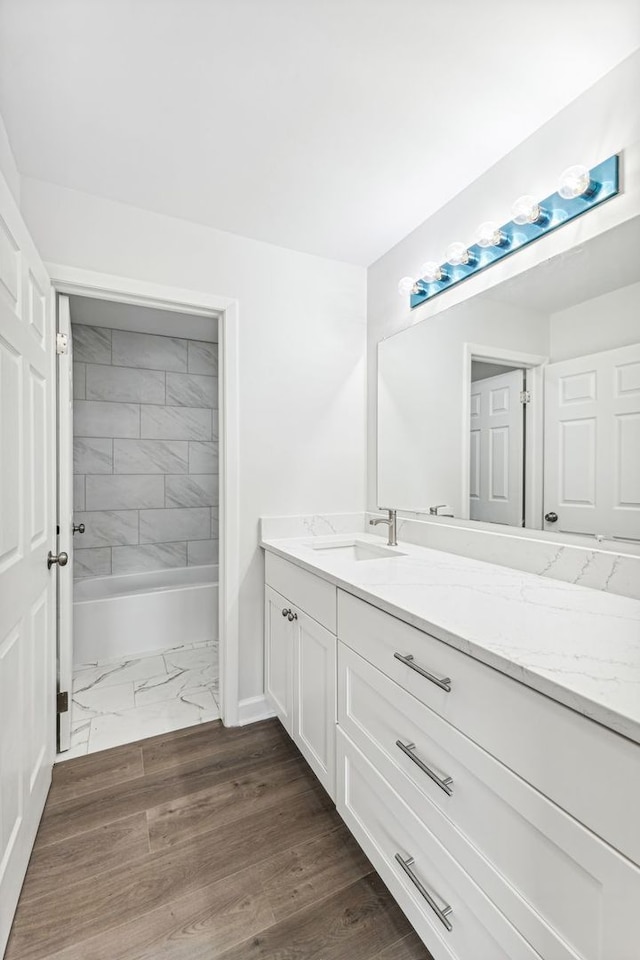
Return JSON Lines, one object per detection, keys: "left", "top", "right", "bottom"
{"left": 369, "top": 508, "right": 398, "bottom": 546}
{"left": 429, "top": 504, "right": 454, "bottom": 517}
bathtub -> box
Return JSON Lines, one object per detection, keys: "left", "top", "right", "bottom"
{"left": 73, "top": 564, "right": 218, "bottom": 665}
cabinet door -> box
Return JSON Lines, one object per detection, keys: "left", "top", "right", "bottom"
{"left": 264, "top": 585, "right": 294, "bottom": 733}
{"left": 293, "top": 608, "right": 336, "bottom": 798}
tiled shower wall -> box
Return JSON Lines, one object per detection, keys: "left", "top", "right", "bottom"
{"left": 72, "top": 324, "right": 218, "bottom": 579}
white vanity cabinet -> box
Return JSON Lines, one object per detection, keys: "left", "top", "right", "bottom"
{"left": 337, "top": 592, "right": 640, "bottom": 960}
{"left": 264, "top": 553, "right": 337, "bottom": 797}
{"left": 262, "top": 544, "right": 640, "bottom": 960}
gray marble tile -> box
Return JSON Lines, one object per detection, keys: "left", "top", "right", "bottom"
{"left": 211, "top": 409, "right": 219, "bottom": 441}
{"left": 73, "top": 510, "right": 139, "bottom": 548}
{"left": 74, "top": 475, "right": 85, "bottom": 511}
{"left": 74, "top": 401, "right": 140, "bottom": 438}
{"left": 139, "top": 507, "right": 211, "bottom": 543}
{"left": 211, "top": 506, "right": 219, "bottom": 539}
{"left": 187, "top": 539, "right": 219, "bottom": 566}
{"left": 165, "top": 474, "right": 218, "bottom": 507}
{"left": 188, "top": 339, "right": 218, "bottom": 375}
{"left": 140, "top": 405, "right": 211, "bottom": 440}
{"left": 73, "top": 362, "right": 86, "bottom": 400}
{"left": 86, "top": 364, "right": 165, "bottom": 404}
{"left": 114, "top": 439, "right": 188, "bottom": 474}
{"left": 86, "top": 475, "right": 164, "bottom": 510}
{"left": 74, "top": 547, "right": 112, "bottom": 579}
{"left": 72, "top": 324, "right": 112, "bottom": 364}
{"left": 188, "top": 441, "right": 218, "bottom": 475}
{"left": 73, "top": 438, "right": 113, "bottom": 474}
{"left": 111, "top": 542, "right": 187, "bottom": 575}
{"left": 166, "top": 372, "right": 217, "bottom": 408}
{"left": 112, "top": 330, "right": 187, "bottom": 372}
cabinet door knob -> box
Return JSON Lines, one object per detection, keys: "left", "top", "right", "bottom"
{"left": 282, "top": 607, "right": 290, "bottom": 617}
{"left": 544, "top": 511, "right": 558, "bottom": 523}
{"left": 287, "top": 611, "right": 298, "bottom": 621}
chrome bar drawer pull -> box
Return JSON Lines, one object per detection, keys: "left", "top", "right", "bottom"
{"left": 394, "top": 853, "right": 453, "bottom": 932}
{"left": 393, "top": 652, "right": 452, "bottom": 692}
{"left": 396, "top": 740, "right": 453, "bottom": 796}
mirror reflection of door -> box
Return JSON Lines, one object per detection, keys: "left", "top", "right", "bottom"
{"left": 544, "top": 343, "right": 640, "bottom": 540}
{"left": 469, "top": 364, "right": 525, "bottom": 526}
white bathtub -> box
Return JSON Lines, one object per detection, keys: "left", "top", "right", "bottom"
{"left": 73, "top": 564, "right": 218, "bottom": 665}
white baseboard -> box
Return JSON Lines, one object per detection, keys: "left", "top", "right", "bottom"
{"left": 237, "top": 694, "right": 276, "bottom": 726}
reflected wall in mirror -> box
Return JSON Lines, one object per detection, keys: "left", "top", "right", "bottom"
{"left": 377, "top": 215, "right": 640, "bottom": 543}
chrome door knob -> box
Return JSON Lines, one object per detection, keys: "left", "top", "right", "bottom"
{"left": 48, "top": 551, "right": 69, "bottom": 569}
{"left": 544, "top": 512, "right": 558, "bottom": 523}
{"left": 282, "top": 607, "right": 290, "bottom": 617}
{"left": 73, "top": 522, "right": 85, "bottom": 534}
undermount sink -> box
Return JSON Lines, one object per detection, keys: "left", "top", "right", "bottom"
{"left": 309, "top": 538, "right": 406, "bottom": 562}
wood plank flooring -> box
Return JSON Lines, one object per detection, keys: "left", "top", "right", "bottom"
{"left": 6, "top": 718, "right": 433, "bottom": 960}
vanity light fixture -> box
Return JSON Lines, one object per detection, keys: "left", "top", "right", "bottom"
{"left": 475, "top": 221, "right": 508, "bottom": 248}
{"left": 402, "top": 153, "right": 619, "bottom": 309}
{"left": 397, "top": 276, "right": 418, "bottom": 296}
{"left": 557, "top": 164, "right": 597, "bottom": 199}
{"left": 419, "top": 260, "right": 448, "bottom": 283}
{"left": 446, "top": 241, "right": 476, "bottom": 267}
{"left": 511, "top": 195, "right": 547, "bottom": 226}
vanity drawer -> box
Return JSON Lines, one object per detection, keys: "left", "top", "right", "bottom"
{"left": 265, "top": 552, "right": 336, "bottom": 632}
{"left": 339, "top": 641, "right": 640, "bottom": 960}
{"left": 337, "top": 729, "right": 542, "bottom": 960}
{"left": 337, "top": 590, "right": 640, "bottom": 866}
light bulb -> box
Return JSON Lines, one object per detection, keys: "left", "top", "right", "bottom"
{"left": 475, "top": 221, "right": 507, "bottom": 248}
{"left": 398, "top": 276, "right": 417, "bottom": 297}
{"left": 446, "top": 241, "right": 474, "bottom": 267}
{"left": 558, "top": 164, "right": 594, "bottom": 199}
{"left": 511, "top": 195, "right": 542, "bottom": 225}
{"left": 419, "top": 261, "right": 447, "bottom": 283}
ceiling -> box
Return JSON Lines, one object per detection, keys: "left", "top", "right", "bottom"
{"left": 1, "top": 1, "right": 639, "bottom": 266}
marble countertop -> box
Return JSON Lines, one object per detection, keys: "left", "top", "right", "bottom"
{"left": 261, "top": 532, "right": 640, "bottom": 745}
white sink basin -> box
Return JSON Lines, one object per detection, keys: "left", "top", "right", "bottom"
{"left": 309, "top": 538, "right": 406, "bottom": 562}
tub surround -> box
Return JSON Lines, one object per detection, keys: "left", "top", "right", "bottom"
{"left": 72, "top": 323, "right": 219, "bottom": 579}
{"left": 260, "top": 528, "right": 640, "bottom": 745}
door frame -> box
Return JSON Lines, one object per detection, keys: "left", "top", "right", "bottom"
{"left": 462, "top": 343, "right": 548, "bottom": 530}
{"left": 46, "top": 262, "right": 241, "bottom": 726}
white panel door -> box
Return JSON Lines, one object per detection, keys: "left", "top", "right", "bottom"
{"left": 57, "top": 295, "right": 73, "bottom": 752}
{"left": 544, "top": 344, "right": 640, "bottom": 539}
{"left": 293, "top": 607, "right": 336, "bottom": 799}
{"left": 469, "top": 369, "right": 524, "bottom": 526}
{"left": 264, "top": 585, "right": 294, "bottom": 733}
{"left": 0, "top": 174, "right": 56, "bottom": 955}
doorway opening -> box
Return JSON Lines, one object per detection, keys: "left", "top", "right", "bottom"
{"left": 57, "top": 293, "right": 223, "bottom": 757}
{"left": 462, "top": 344, "right": 547, "bottom": 530}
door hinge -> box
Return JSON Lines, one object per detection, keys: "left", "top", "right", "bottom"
{"left": 56, "top": 332, "right": 69, "bottom": 355}
{"left": 57, "top": 691, "right": 69, "bottom": 714}
{"left": 520, "top": 390, "right": 531, "bottom": 404}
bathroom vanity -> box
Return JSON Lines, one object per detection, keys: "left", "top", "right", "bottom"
{"left": 261, "top": 530, "right": 640, "bottom": 960}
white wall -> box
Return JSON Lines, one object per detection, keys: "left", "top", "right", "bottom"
{"left": 550, "top": 280, "right": 640, "bottom": 361}
{"left": 368, "top": 50, "right": 640, "bottom": 510}
{"left": 0, "top": 110, "right": 20, "bottom": 206}
{"left": 20, "top": 178, "right": 367, "bottom": 702}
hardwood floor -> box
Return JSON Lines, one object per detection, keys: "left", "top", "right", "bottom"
{"left": 6, "top": 719, "right": 433, "bottom": 960}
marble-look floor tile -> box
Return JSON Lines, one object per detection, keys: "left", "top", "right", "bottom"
{"left": 88, "top": 697, "right": 212, "bottom": 753}
{"left": 73, "top": 655, "right": 168, "bottom": 693}
{"left": 72, "top": 681, "right": 135, "bottom": 722}
{"left": 163, "top": 646, "right": 218, "bottom": 683}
